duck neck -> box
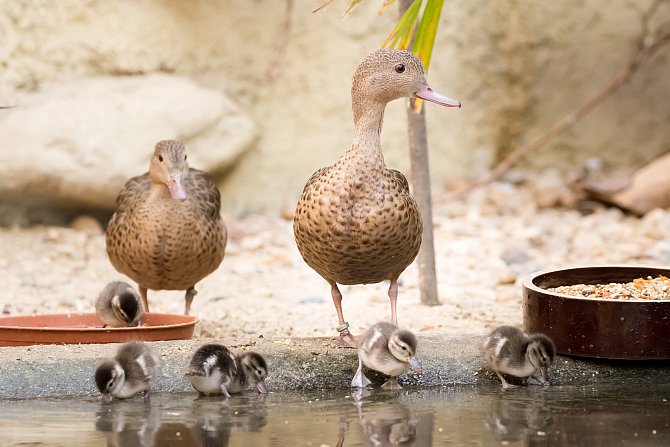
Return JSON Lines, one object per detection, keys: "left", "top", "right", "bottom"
{"left": 347, "top": 99, "right": 388, "bottom": 167}
{"left": 149, "top": 181, "right": 172, "bottom": 200}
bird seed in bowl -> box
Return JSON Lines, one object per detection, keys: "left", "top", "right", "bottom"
{"left": 547, "top": 275, "right": 670, "bottom": 300}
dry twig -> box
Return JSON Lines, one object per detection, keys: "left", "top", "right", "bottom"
{"left": 266, "top": 0, "right": 294, "bottom": 83}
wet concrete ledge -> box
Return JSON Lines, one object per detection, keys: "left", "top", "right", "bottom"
{"left": 0, "top": 334, "right": 668, "bottom": 399}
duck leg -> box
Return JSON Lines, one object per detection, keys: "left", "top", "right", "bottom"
{"left": 329, "top": 281, "right": 355, "bottom": 346}
{"left": 219, "top": 383, "right": 232, "bottom": 398}
{"left": 388, "top": 279, "right": 399, "bottom": 325}
{"left": 139, "top": 285, "right": 149, "bottom": 313}
{"left": 351, "top": 358, "right": 372, "bottom": 388}
{"left": 184, "top": 287, "right": 197, "bottom": 315}
{"left": 496, "top": 371, "right": 514, "bottom": 389}
{"left": 380, "top": 377, "right": 403, "bottom": 390}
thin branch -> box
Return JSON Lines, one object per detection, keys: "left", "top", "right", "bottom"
{"left": 313, "top": 0, "right": 337, "bottom": 13}
{"left": 266, "top": 0, "right": 294, "bottom": 83}
{"left": 447, "top": 0, "right": 670, "bottom": 201}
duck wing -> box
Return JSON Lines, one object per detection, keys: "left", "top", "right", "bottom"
{"left": 387, "top": 169, "right": 410, "bottom": 194}
{"left": 185, "top": 168, "right": 221, "bottom": 220}
{"left": 113, "top": 173, "right": 150, "bottom": 215}
{"left": 301, "top": 166, "right": 331, "bottom": 193}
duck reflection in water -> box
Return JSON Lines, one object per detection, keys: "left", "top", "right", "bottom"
{"left": 484, "top": 389, "right": 553, "bottom": 444}
{"left": 95, "top": 394, "right": 268, "bottom": 447}
{"left": 337, "top": 388, "right": 433, "bottom": 447}
{"left": 95, "top": 400, "right": 160, "bottom": 447}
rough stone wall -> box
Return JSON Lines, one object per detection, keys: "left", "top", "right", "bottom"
{"left": 0, "top": 0, "right": 668, "bottom": 218}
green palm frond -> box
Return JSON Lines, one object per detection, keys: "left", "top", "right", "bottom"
{"left": 380, "top": 0, "right": 445, "bottom": 111}
{"left": 381, "top": 0, "right": 421, "bottom": 50}
{"left": 336, "top": 0, "right": 445, "bottom": 109}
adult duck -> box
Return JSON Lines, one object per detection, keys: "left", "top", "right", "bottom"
{"left": 293, "top": 49, "right": 460, "bottom": 345}
{"left": 106, "top": 139, "right": 227, "bottom": 315}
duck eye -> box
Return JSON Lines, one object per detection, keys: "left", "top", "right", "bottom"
{"left": 158, "top": 155, "right": 164, "bottom": 162}
{"left": 394, "top": 63, "right": 405, "bottom": 74}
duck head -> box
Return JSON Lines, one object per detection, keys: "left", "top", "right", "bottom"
{"left": 526, "top": 335, "right": 556, "bottom": 383}
{"left": 110, "top": 287, "right": 143, "bottom": 326}
{"left": 95, "top": 360, "right": 125, "bottom": 403}
{"left": 239, "top": 351, "right": 269, "bottom": 394}
{"left": 149, "top": 140, "right": 190, "bottom": 200}
{"left": 388, "top": 329, "right": 422, "bottom": 373}
{"left": 351, "top": 48, "right": 460, "bottom": 122}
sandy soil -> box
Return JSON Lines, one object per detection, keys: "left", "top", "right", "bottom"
{"left": 2, "top": 178, "right": 669, "bottom": 340}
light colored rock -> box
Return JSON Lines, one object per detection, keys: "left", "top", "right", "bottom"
{"left": 0, "top": 74, "right": 256, "bottom": 222}
{"left": 69, "top": 215, "right": 103, "bottom": 234}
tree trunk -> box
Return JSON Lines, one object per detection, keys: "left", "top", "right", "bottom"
{"left": 398, "top": 0, "right": 440, "bottom": 306}
{"left": 407, "top": 99, "right": 440, "bottom": 306}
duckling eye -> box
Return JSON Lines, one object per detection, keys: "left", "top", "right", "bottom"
{"left": 394, "top": 63, "right": 405, "bottom": 74}
{"left": 158, "top": 155, "right": 164, "bottom": 162}
{"left": 401, "top": 346, "right": 407, "bottom": 351}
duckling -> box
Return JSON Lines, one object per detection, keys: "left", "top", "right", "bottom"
{"left": 185, "top": 345, "right": 269, "bottom": 396}
{"left": 95, "top": 341, "right": 160, "bottom": 402}
{"left": 95, "top": 281, "right": 144, "bottom": 328}
{"left": 184, "top": 343, "right": 238, "bottom": 396}
{"left": 483, "top": 326, "right": 556, "bottom": 389}
{"left": 352, "top": 322, "right": 421, "bottom": 390}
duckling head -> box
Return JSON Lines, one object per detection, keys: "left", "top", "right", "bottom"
{"left": 150, "top": 140, "right": 190, "bottom": 200}
{"left": 111, "top": 289, "right": 143, "bottom": 326}
{"left": 239, "top": 352, "right": 269, "bottom": 394}
{"left": 351, "top": 49, "right": 460, "bottom": 122}
{"left": 95, "top": 360, "right": 125, "bottom": 403}
{"left": 388, "top": 329, "right": 422, "bottom": 373}
{"left": 526, "top": 335, "right": 556, "bottom": 382}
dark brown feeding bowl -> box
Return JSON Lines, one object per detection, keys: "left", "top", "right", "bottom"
{"left": 0, "top": 313, "right": 198, "bottom": 346}
{"left": 523, "top": 265, "right": 670, "bottom": 360}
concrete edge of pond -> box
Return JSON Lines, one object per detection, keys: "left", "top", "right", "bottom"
{"left": 0, "top": 334, "right": 668, "bottom": 398}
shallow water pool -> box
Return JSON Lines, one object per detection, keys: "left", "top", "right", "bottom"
{"left": 1, "top": 384, "right": 669, "bottom": 446}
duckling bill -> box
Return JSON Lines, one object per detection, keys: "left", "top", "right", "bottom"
{"left": 185, "top": 344, "right": 268, "bottom": 396}
{"left": 352, "top": 322, "right": 421, "bottom": 390}
{"left": 95, "top": 341, "right": 160, "bottom": 402}
{"left": 483, "top": 326, "right": 556, "bottom": 389}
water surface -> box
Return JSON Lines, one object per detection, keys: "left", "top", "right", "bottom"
{"left": 1, "top": 384, "right": 669, "bottom": 446}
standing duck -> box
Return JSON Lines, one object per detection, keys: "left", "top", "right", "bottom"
{"left": 106, "top": 140, "right": 227, "bottom": 315}
{"left": 95, "top": 341, "right": 161, "bottom": 402}
{"left": 95, "top": 280, "right": 144, "bottom": 328}
{"left": 483, "top": 326, "right": 556, "bottom": 389}
{"left": 293, "top": 49, "right": 460, "bottom": 344}
{"left": 352, "top": 321, "right": 422, "bottom": 390}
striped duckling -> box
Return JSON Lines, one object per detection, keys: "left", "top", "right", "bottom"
{"left": 185, "top": 344, "right": 268, "bottom": 396}
{"left": 352, "top": 322, "right": 422, "bottom": 390}
{"left": 483, "top": 325, "right": 556, "bottom": 389}
{"left": 95, "top": 341, "right": 160, "bottom": 402}
{"left": 95, "top": 281, "right": 144, "bottom": 328}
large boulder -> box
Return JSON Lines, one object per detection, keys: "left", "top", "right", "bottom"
{"left": 0, "top": 74, "right": 257, "bottom": 225}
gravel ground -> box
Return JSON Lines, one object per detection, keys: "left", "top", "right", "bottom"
{"left": 2, "top": 173, "right": 670, "bottom": 339}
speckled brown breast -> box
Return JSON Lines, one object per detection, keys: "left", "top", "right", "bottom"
{"left": 294, "top": 162, "right": 422, "bottom": 285}
{"left": 106, "top": 169, "right": 226, "bottom": 291}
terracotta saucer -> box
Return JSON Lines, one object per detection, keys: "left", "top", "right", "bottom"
{"left": 0, "top": 312, "right": 198, "bottom": 346}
